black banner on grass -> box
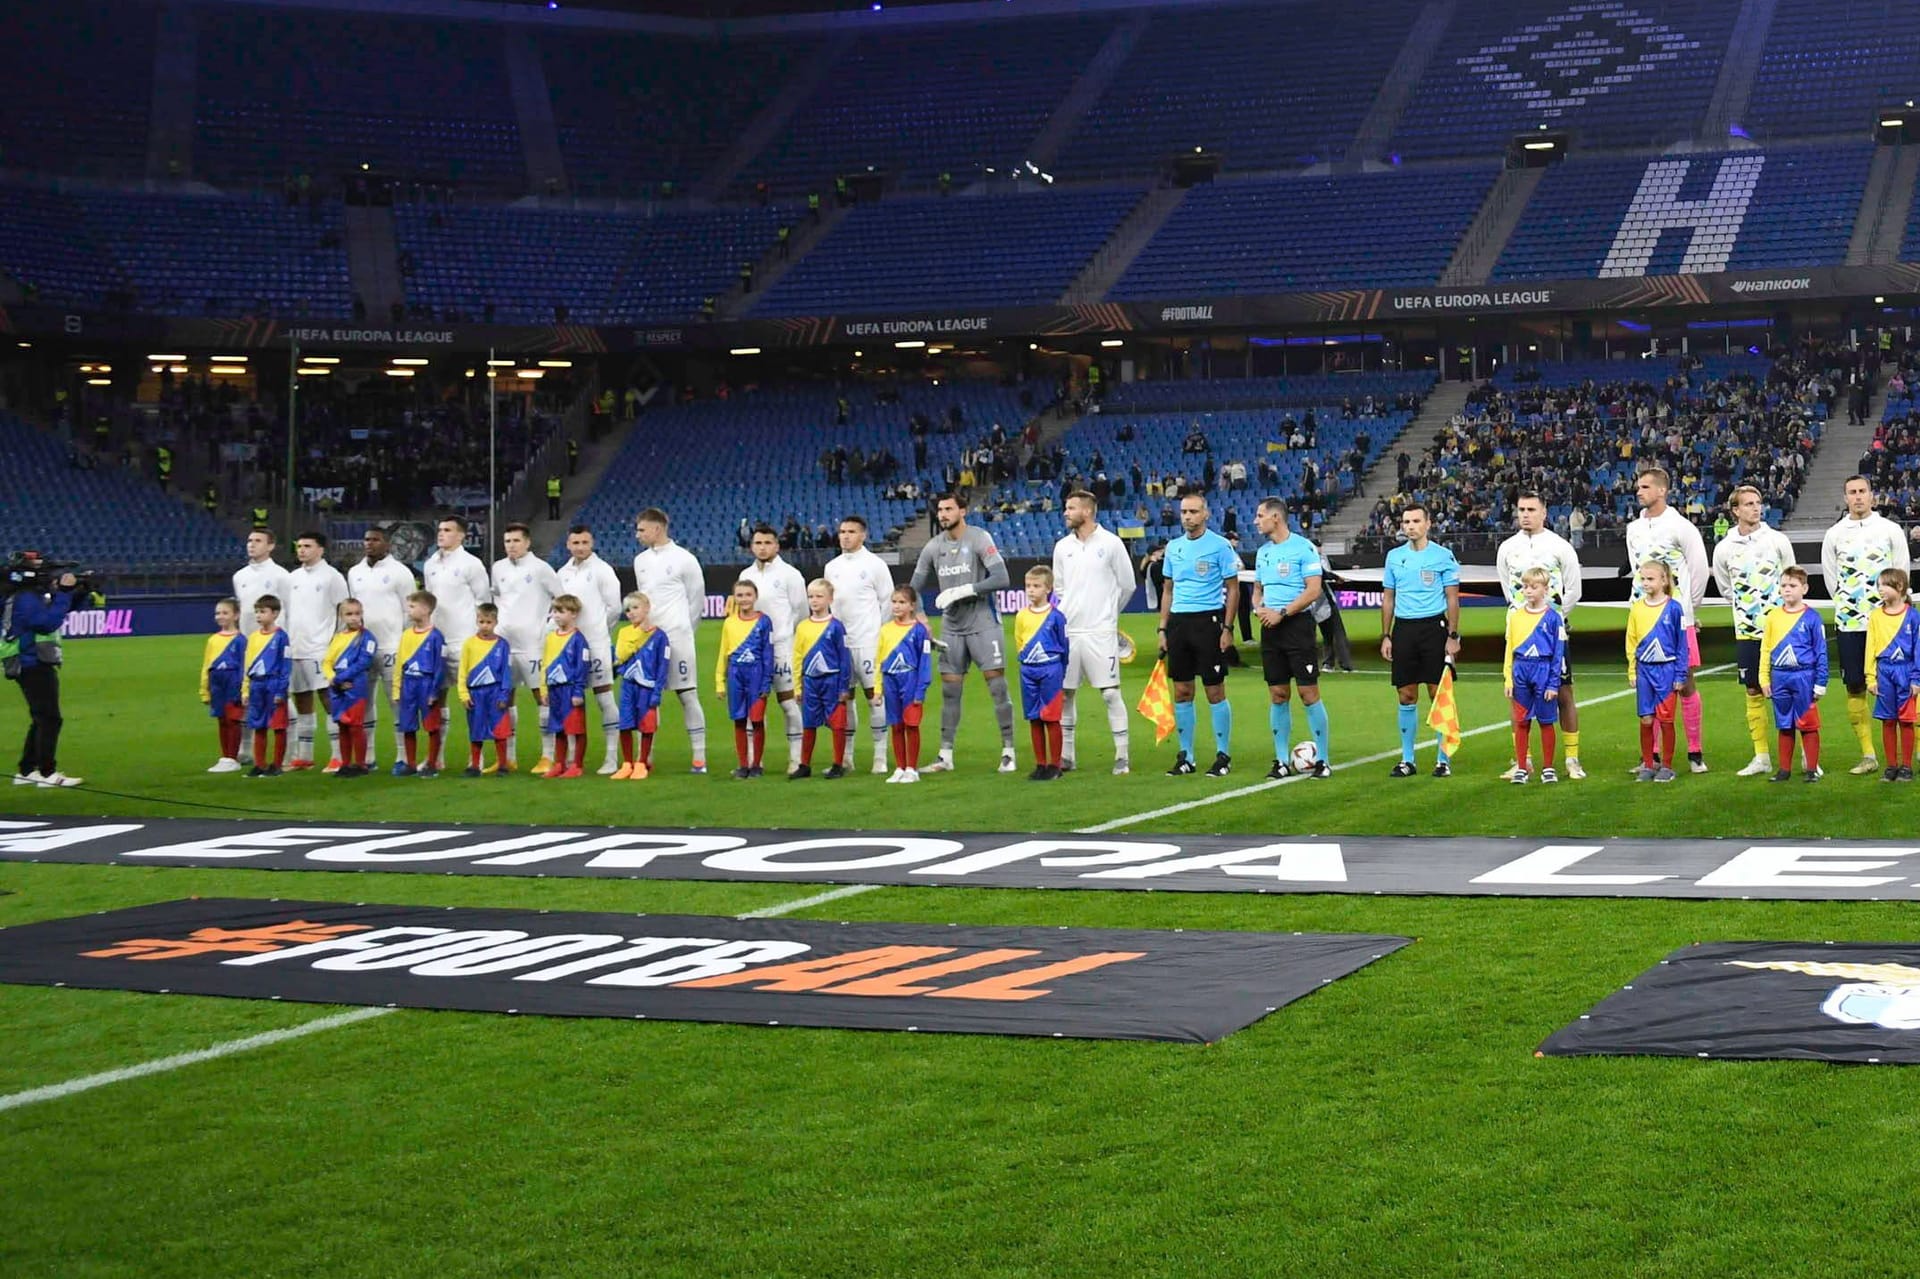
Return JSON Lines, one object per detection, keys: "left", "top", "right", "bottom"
{"left": 9, "top": 816, "right": 1920, "bottom": 901}
{"left": 0, "top": 898, "right": 1405, "bottom": 1043}
{"left": 1540, "top": 942, "right": 1920, "bottom": 1064}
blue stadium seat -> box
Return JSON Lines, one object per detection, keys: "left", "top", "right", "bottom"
{"left": 1746, "top": 0, "right": 1920, "bottom": 140}
{"left": 0, "top": 1, "right": 152, "bottom": 178}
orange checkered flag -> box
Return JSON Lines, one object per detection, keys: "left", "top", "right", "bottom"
{"left": 1427, "top": 660, "right": 1463, "bottom": 757}
{"left": 1136, "top": 659, "right": 1178, "bottom": 744}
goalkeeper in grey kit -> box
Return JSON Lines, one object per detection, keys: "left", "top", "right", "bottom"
{"left": 912, "top": 492, "right": 1018, "bottom": 773}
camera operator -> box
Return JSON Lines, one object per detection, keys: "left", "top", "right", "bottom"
{"left": 4, "top": 552, "right": 86, "bottom": 787}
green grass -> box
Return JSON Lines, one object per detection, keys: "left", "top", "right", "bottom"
{"left": 4, "top": 611, "right": 1919, "bottom": 1277}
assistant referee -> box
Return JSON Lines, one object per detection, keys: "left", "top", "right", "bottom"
{"left": 1380, "top": 503, "right": 1460, "bottom": 778}
{"left": 1157, "top": 491, "right": 1240, "bottom": 777}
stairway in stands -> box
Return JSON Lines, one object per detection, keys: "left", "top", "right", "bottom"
{"left": 1315, "top": 380, "right": 1473, "bottom": 548}
{"left": 1784, "top": 365, "right": 1892, "bottom": 534}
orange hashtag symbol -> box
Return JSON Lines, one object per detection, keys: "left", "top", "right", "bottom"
{"left": 83, "top": 920, "right": 370, "bottom": 961}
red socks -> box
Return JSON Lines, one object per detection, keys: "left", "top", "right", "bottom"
{"left": 1639, "top": 722, "right": 1656, "bottom": 768}
{"left": 905, "top": 724, "right": 920, "bottom": 770}
{"left": 1029, "top": 722, "right": 1061, "bottom": 767}
{"left": 1885, "top": 722, "right": 1916, "bottom": 768}
{"left": 801, "top": 728, "right": 816, "bottom": 767}
{"left": 620, "top": 730, "right": 635, "bottom": 765}
{"left": 640, "top": 733, "right": 654, "bottom": 769}
{"left": 404, "top": 732, "right": 419, "bottom": 767}
{"left": 217, "top": 719, "right": 240, "bottom": 758}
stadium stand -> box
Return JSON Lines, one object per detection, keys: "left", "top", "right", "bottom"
{"left": 749, "top": 189, "right": 1140, "bottom": 317}
{"left": 978, "top": 373, "right": 1435, "bottom": 557}
{"left": 1492, "top": 145, "right": 1874, "bottom": 281}
{"left": 1904, "top": 167, "right": 1920, "bottom": 264}
{"left": 0, "top": 1, "right": 153, "bottom": 178}
{"left": 539, "top": 32, "right": 812, "bottom": 193}
{"left": 1056, "top": 1, "right": 1415, "bottom": 176}
{"left": 194, "top": 8, "right": 523, "bottom": 188}
{"left": 394, "top": 204, "right": 794, "bottom": 324}
{"left": 0, "top": 187, "right": 127, "bottom": 312}
{"left": 1111, "top": 170, "right": 1494, "bottom": 300}
{"left": 1744, "top": 0, "right": 1920, "bottom": 141}
{"left": 0, "top": 412, "right": 237, "bottom": 568}
{"left": 1865, "top": 359, "right": 1920, "bottom": 514}
{"left": 75, "top": 191, "right": 353, "bottom": 319}
{"left": 1389, "top": 0, "right": 1738, "bottom": 159}
{"left": 1360, "top": 350, "right": 1838, "bottom": 546}
{"left": 740, "top": 16, "right": 1110, "bottom": 192}
{"left": 565, "top": 380, "right": 1053, "bottom": 562}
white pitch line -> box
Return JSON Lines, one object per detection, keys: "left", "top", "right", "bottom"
{"left": 0, "top": 1006, "right": 395, "bottom": 1114}
{"left": 737, "top": 883, "right": 882, "bottom": 918}
{"left": 1077, "top": 662, "right": 1736, "bottom": 833}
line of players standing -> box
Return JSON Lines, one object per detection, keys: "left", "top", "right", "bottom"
{"left": 218, "top": 488, "right": 1141, "bottom": 780}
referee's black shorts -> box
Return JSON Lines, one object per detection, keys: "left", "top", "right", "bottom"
{"left": 1165, "top": 609, "right": 1228, "bottom": 686}
{"left": 1391, "top": 615, "right": 1449, "bottom": 688}
{"left": 1261, "top": 612, "right": 1320, "bottom": 688}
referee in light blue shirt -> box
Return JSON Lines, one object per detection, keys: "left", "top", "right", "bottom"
{"left": 1157, "top": 490, "right": 1241, "bottom": 777}
{"left": 1380, "top": 503, "right": 1461, "bottom": 779}
{"left": 1252, "top": 497, "right": 1329, "bottom": 779}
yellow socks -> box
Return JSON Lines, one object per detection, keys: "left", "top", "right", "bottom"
{"left": 1745, "top": 692, "right": 1771, "bottom": 759}
{"left": 1848, "top": 692, "right": 1875, "bottom": 757}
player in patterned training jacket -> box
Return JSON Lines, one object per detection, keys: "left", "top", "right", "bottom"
{"left": 1711, "top": 485, "right": 1794, "bottom": 776}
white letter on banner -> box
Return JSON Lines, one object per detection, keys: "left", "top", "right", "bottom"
{"left": 704, "top": 837, "right": 961, "bottom": 874}
{"left": 0, "top": 821, "right": 146, "bottom": 853}
{"left": 477, "top": 833, "right": 748, "bottom": 869}
{"left": 1471, "top": 844, "right": 1672, "bottom": 886}
{"left": 312, "top": 930, "right": 529, "bottom": 971}
{"left": 1695, "top": 846, "right": 1915, "bottom": 890}
{"left": 1081, "top": 843, "right": 1347, "bottom": 882}
{"left": 587, "top": 939, "right": 813, "bottom": 987}
{"left": 409, "top": 935, "right": 628, "bottom": 977}
{"left": 124, "top": 827, "right": 396, "bottom": 861}
{"left": 516, "top": 937, "right": 722, "bottom": 982}
{"left": 913, "top": 839, "right": 1181, "bottom": 877}
{"left": 1600, "top": 155, "right": 1764, "bottom": 277}
{"left": 227, "top": 926, "right": 450, "bottom": 966}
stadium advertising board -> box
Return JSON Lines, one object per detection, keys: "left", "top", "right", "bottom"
{"left": 0, "top": 898, "right": 1406, "bottom": 1043}
{"left": 7, "top": 263, "right": 1918, "bottom": 353}
{"left": 11, "top": 818, "right": 1920, "bottom": 902}
{"left": 1541, "top": 942, "right": 1920, "bottom": 1064}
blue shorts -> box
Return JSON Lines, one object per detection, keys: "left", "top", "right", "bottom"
{"left": 1637, "top": 664, "right": 1681, "bottom": 718}
{"left": 245, "top": 685, "right": 287, "bottom": 731}
{"left": 544, "top": 687, "right": 585, "bottom": 735}
{"left": 881, "top": 682, "right": 922, "bottom": 726}
{"left": 1510, "top": 667, "right": 1560, "bottom": 725}
{"left": 617, "top": 681, "right": 662, "bottom": 733}
{"left": 1874, "top": 664, "right": 1918, "bottom": 723}
{"left": 396, "top": 682, "right": 441, "bottom": 733}
{"left": 1735, "top": 639, "right": 1762, "bottom": 692}
{"left": 801, "top": 680, "right": 846, "bottom": 731}
{"left": 1020, "top": 663, "right": 1066, "bottom": 722}
{"left": 1771, "top": 672, "right": 1820, "bottom": 731}
{"left": 466, "top": 688, "right": 511, "bottom": 743}
{"left": 727, "top": 677, "right": 769, "bottom": 722}
{"left": 207, "top": 673, "right": 241, "bottom": 718}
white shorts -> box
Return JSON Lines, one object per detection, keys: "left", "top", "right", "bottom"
{"left": 585, "top": 637, "right": 613, "bottom": 690}
{"left": 289, "top": 657, "right": 325, "bottom": 695}
{"left": 510, "top": 649, "right": 543, "bottom": 691}
{"left": 772, "top": 637, "right": 796, "bottom": 695}
{"left": 848, "top": 641, "right": 878, "bottom": 691}
{"left": 663, "top": 625, "right": 698, "bottom": 693}
{"left": 1063, "top": 631, "right": 1120, "bottom": 690}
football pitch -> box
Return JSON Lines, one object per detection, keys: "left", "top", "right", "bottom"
{"left": 5, "top": 608, "right": 1919, "bottom": 1276}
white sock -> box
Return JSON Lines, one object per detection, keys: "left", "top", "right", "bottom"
{"left": 240, "top": 726, "right": 255, "bottom": 760}
{"left": 541, "top": 731, "right": 556, "bottom": 762}
{"left": 1061, "top": 689, "right": 1078, "bottom": 762}
{"left": 843, "top": 694, "right": 860, "bottom": 766}
{"left": 507, "top": 705, "right": 520, "bottom": 763}
{"left": 293, "top": 711, "right": 314, "bottom": 763}
{"left": 596, "top": 688, "right": 620, "bottom": 762}
{"left": 870, "top": 698, "right": 887, "bottom": 762}
{"left": 1101, "top": 685, "right": 1130, "bottom": 758}
{"left": 777, "top": 695, "right": 802, "bottom": 765}
{"left": 677, "top": 688, "right": 707, "bottom": 761}
{"left": 313, "top": 710, "right": 333, "bottom": 763}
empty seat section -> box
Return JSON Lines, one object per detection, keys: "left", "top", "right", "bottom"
{"left": 1746, "top": 0, "right": 1920, "bottom": 140}
{"left": 0, "top": 187, "right": 126, "bottom": 311}
{"left": 0, "top": 0, "right": 153, "bottom": 177}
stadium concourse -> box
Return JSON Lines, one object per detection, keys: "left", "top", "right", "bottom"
{"left": 12, "top": 0, "right": 1920, "bottom": 1273}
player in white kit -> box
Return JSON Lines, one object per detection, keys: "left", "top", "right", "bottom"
{"left": 232, "top": 526, "right": 292, "bottom": 762}
{"left": 491, "top": 522, "right": 563, "bottom": 768}
{"left": 347, "top": 525, "right": 417, "bottom": 771}
{"left": 557, "top": 524, "right": 625, "bottom": 774}
{"left": 1625, "top": 467, "right": 1710, "bottom": 772}
{"left": 284, "top": 530, "right": 349, "bottom": 768}
{"left": 740, "top": 525, "right": 810, "bottom": 773}
{"left": 823, "top": 513, "right": 896, "bottom": 773}
{"left": 632, "top": 507, "right": 710, "bottom": 772}
{"left": 1051, "top": 489, "right": 1137, "bottom": 774}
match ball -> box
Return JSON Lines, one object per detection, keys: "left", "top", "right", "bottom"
{"left": 1290, "top": 740, "right": 1320, "bottom": 772}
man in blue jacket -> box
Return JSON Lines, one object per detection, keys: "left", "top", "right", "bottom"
{"left": 5, "top": 553, "right": 85, "bottom": 787}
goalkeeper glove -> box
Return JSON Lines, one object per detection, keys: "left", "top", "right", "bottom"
{"left": 934, "top": 583, "right": 977, "bottom": 610}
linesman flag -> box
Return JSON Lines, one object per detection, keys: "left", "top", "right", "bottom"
{"left": 1136, "top": 660, "right": 1177, "bottom": 743}
{"left": 1428, "top": 660, "right": 1463, "bottom": 756}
